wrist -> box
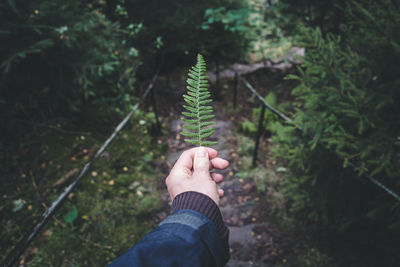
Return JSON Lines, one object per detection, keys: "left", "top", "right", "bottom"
{"left": 171, "top": 191, "right": 229, "bottom": 242}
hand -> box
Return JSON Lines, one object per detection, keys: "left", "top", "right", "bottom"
{"left": 165, "top": 147, "right": 229, "bottom": 206}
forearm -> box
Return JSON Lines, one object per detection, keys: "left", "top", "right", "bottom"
{"left": 171, "top": 191, "right": 229, "bottom": 247}
{"left": 109, "top": 192, "right": 230, "bottom": 267}
{"left": 110, "top": 147, "right": 230, "bottom": 266}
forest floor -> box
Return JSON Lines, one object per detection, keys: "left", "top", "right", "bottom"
{"left": 1, "top": 54, "right": 332, "bottom": 266}
{"left": 2, "top": 49, "right": 393, "bottom": 266}
{"left": 152, "top": 55, "right": 332, "bottom": 266}
{"left": 164, "top": 115, "right": 293, "bottom": 267}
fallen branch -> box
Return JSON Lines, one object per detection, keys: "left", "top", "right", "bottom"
{"left": 52, "top": 168, "right": 79, "bottom": 188}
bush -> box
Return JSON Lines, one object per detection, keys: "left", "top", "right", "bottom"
{"left": 0, "top": 0, "right": 141, "bottom": 172}
{"left": 269, "top": 0, "right": 400, "bottom": 263}
{"left": 125, "top": 0, "right": 252, "bottom": 70}
{"left": 2, "top": 1, "right": 139, "bottom": 110}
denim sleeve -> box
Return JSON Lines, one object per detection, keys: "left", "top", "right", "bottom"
{"left": 109, "top": 210, "right": 230, "bottom": 267}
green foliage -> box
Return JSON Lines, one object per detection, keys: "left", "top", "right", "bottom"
{"left": 279, "top": 0, "right": 348, "bottom": 34}
{"left": 267, "top": 0, "right": 400, "bottom": 261}
{"left": 125, "top": 0, "right": 251, "bottom": 68}
{"left": 240, "top": 92, "right": 285, "bottom": 135}
{"left": 284, "top": 13, "right": 400, "bottom": 179}
{"left": 249, "top": 1, "right": 295, "bottom": 61}
{"left": 63, "top": 205, "right": 78, "bottom": 227}
{"left": 0, "top": 0, "right": 138, "bottom": 112}
{"left": 201, "top": 1, "right": 294, "bottom": 62}
{"left": 31, "top": 194, "right": 160, "bottom": 266}
{"left": 1, "top": 110, "right": 165, "bottom": 265}
{"left": 0, "top": 0, "right": 141, "bottom": 173}
{"left": 202, "top": 7, "right": 254, "bottom": 33}
{"left": 241, "top": 118, "right": 258, "bottom": 135}
{"left": 181, "top": 54, "right": 217, "bottom": 146}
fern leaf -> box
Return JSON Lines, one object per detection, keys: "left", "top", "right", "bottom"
{"left": 201, "top": 141, "right": 218, "bottom": 146}
{"left": 181, "top": 54, "right": 217, "bottom": 146}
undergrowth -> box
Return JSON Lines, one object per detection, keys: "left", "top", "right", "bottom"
{"left": 1, "top": 110, "right": 165, "bottom": 265}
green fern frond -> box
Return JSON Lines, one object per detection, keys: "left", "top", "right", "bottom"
{"left": 181, "top": 54, "right": 217, "bottom": 146}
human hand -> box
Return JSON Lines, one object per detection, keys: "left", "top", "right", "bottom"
{"left": 165, "top": 147, "right": 229, "bottom": 206}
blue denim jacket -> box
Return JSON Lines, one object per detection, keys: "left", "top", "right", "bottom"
{"left": 109, "top": 209, "right": 229, "bottom": 267}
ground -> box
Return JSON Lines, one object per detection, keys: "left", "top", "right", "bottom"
{"left": 153, "top": 56, "right": 332, "bottom": 266}
{"left": 1, "top": 54, "right": 331, "bottom": 266}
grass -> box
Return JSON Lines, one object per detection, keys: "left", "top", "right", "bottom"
{"left": 1, "top": 110, "right": 166, "bottom": 266}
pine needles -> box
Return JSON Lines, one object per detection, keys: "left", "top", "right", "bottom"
{"left": 181, "top": 54, "right": 217, "bottom": 146}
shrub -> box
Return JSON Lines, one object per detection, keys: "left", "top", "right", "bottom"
{"left": 269, "top": 0, "right": 400, "bottom": 262}
{"left": 0, "top": 0, "right": 140, "bottom": 170}
{"left": 125, "top": 0, "right": 252, "bottom": 69}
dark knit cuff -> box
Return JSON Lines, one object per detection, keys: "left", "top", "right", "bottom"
{"left": 171, "top": 191, "right": 229, "bottom": 242}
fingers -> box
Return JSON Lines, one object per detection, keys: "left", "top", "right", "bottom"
{"left": 172, "top": 147, "right": 218, "bottom": 173}
{"left": 211, "top": 173, "right": 224, "bottom": 199}
{"left": 210, "top": 157, "right": 229, "bottom": 170}
{"left": 218, "top": 188, "right": 224, "bottom": 198}
{"left": 193, "top": 147, "right": 210, "bottom": 174}
{"left": 211, "top": 172, "right": 223, "bottom": 183}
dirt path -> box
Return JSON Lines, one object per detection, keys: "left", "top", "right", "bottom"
{"left": 157, "top": 56, "right": 300, "bottom": 265}
{"left": 207, "top": 47, "right": 304, "bottom": 83}
{"left": 163, "top": 118, "right": 285, "bottom": 266}
{"left": 164, "top": 118, "right": 264, "bottom": 265}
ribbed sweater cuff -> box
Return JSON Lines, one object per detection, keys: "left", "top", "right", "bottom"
{"left": 171, "top": 191, "right": 229, "bottom": 242}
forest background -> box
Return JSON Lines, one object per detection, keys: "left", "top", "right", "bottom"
{"left": 1, "top": 0, "right": 399, "bottom": 266}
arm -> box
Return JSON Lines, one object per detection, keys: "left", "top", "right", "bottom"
{"left": 109, "top": 147, "right": 230, "bottom": 267}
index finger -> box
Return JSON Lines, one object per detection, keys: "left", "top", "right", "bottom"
{"left": 171, "top": 147, "right": 218, "bottom": 173}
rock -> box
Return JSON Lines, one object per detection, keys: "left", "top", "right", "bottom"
{"left": 229, "top": 223, "right": 272, "bottom": 263}
{"left": 227, "top": 259, "right": 273, "bottom": 267}
{"left": 221, "top": 203, "right": 256, "bottom": 226}
{"left": 229, "top": 223, "right": 269, "bottom": 247}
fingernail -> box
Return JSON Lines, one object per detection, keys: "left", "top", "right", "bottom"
{"left": 196, "top": 147, "right": 207, "bottom": 158}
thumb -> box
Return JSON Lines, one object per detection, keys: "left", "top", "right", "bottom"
{"left": 193, "top": 147, "right": 210, "bottom": 174}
